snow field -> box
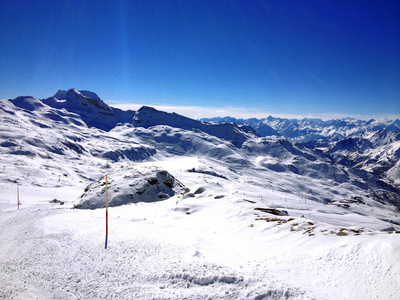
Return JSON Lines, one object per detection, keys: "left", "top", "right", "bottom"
{"left": 1, "top": 157, "right": 400, "bottom": 299}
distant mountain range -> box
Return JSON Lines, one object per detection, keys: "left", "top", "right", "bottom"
{"left": 201, "top": 116, "right": 400, "bottom": 142}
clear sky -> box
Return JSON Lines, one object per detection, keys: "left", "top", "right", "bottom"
{"left": 0, "top": 0, "right": 399, "bottom": 119}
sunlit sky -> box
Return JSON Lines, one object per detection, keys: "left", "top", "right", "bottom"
{"left": 0, "top": 0, "right": 399, "bottom": 119}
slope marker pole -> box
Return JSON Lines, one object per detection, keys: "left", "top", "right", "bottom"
{"left": 17, "top": 183, "right": 20, "bottom": 210}
{"left": 105, "top": 175, "right": 108, "bottom": 249}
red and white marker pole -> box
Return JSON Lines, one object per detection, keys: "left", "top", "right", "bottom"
{"left": 105, "top": 175, "right": 108, "bottom": 249}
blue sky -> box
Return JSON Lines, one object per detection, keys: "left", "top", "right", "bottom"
{"left": 0, "top": 0, "right": 399, "bottom": 119}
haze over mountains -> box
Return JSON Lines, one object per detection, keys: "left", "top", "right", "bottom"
{"left": 1, "top": 89, "right": 399, "bottom": 299}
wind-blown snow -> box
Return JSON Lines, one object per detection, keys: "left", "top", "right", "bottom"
{"left": 1, "top": 90, "right": 399, "bottom": 299}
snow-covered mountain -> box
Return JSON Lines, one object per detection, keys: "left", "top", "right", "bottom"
{"left": 202, "top": 116, "right": 400, "bottom": 142}
{"left": 42, "top": 88, "right": 136, "bottom": 130}
{"left": 304, "top": 130, "right": 400, "bottom": 187}
{"left": 1, "top": 90, "right": 400, "bottom": 299}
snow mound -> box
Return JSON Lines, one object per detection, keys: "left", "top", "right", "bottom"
{"left": 75, "top": 168, "right": 188, "bottom": 209}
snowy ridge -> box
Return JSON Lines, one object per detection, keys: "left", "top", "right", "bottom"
{"left": 1, "top": 90, "right": 400, "bottom": 299}
{"left": 133, "top": 106, "right": 259, "bottom": 146}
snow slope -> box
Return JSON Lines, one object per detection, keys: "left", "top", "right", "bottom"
{"left": 1, "top": 91, "right": 400, "bottom": 299}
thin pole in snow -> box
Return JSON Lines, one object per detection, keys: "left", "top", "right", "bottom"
{"left": 17, "top": 183, "right": 20, "bottom": 210}
{"left": 105, "top": 175, "right": 108, "bottom": 249}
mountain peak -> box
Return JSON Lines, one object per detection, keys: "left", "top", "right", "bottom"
{"left": 54, "top": 88, "right": 102, "bottom": 102}
{"left": 47, "top": 88, "right": 109, "bottom": 111}
{"left": 40, "top": 89, "right": 129, "bottom": 131}
{"left": 53, "top": 89, "right": 68, "bottom": 99}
